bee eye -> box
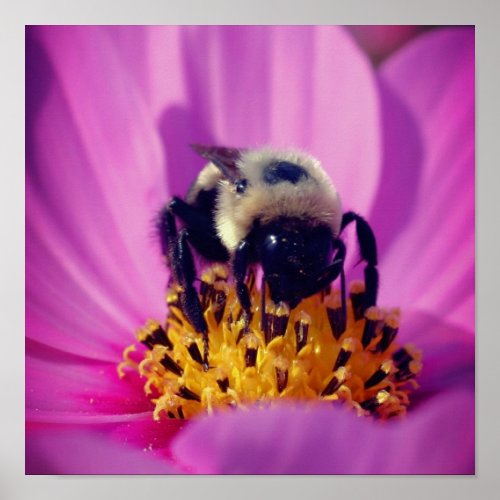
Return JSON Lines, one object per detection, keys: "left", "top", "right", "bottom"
{"left": 235, "top": 179, "right": 248, "bottom": 194}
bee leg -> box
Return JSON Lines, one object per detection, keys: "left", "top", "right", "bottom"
{"left": 233, "top": 240, "right": 253, "bottom": 329}
{"left": 175, "top": 228, "right": 210, "bottom": 371}
{"left": 299, "top": 237, "right": 346, "bottom": 301}
{"left": 341, "top": 211, "right": 379, "bottom": 308}
{"left": 332, "top": 238, "right": 347, "bottom": 333}
{"left": 169, "top": 197, "right": 230, "bottom": 262}
{"left": 157, "top": 205, "right": 178, "bottom": 276}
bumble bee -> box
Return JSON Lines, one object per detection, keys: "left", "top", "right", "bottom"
{"left": 158, "top": 145, "right": 378, "bottom": 366}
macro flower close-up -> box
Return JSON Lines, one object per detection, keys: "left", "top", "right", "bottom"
{"left": 26, "top": 25, "right": 474, "bottom": 475}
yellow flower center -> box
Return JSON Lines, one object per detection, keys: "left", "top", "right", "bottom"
{"left": 118, "top": 264, "right": 422, "bottom": 420}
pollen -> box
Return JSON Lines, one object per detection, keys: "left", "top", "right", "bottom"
{"left": 118, "top": 266, "right": 422, "bottom": 420}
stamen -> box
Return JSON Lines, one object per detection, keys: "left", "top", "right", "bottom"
{"left": 349, "top": 280, "right": 366, "bottom": 320}
{"left": 263, "top": 301, "right": 274, "bottom": 343}
{"left": 321, "top": 367, "right": 349, "bottom": 397}
{"left": 199, "top": 280, "right": 214, "bottom": 311}
{"left": 333, "top": 337, "right": 356, "bottom": 371}
{"left": 177, "top": 385, "right": 201, "bottom": 402}
{"left": 360, "top": 390, "right": 390, "bottom": 412}
{"left": 324, "top": 291, "right": 346, "bottom": 339}
{"left": 376, "top": 312, "right": 400, "bottom": 353}
{"left": 245, "top": 348, "right": 258, "bottom": 367}
{"left": 137, "top": 320, "right": 173, "bottom": 350}
{"left": 217, "top": 377, "right": 230, "bottom": 393}
{"left": 160, "top": 352, "right": 183, "bottom": 377}
{"left": 267, "top": 302, "right": 290, "bottom": 341}
{"left": 294, "top": 311, "right": 311, "bottom": 353}
{"left": 243, "top": 333, "right": 260, "bottom": 368}
{"left": 362, "top": 307, "right": 383, "bottom": 349}
{"left": 119, "top": 265, "right": 422, "bottom": 420}
{"left": 186, "top": 341, "right": 204, "bottom": 365}
{"left": 364, "top": 360, "right": 393, "bottom": 389}
{"left": 393, "top": 346, "right": 423, "bottom": 382}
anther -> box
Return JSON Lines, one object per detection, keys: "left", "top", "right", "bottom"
{"left": 245, "top": 348, "right": 258, "bottom": 367}
{"left": 187, "top": 342, "right": 204, "bottom": 365}
{"left": 199, "top": 280, "right": 214, "bottom": 311}
{"left": 362, "top": 307, "right": 383, "bottom": 349}
{"left": 393, "top": 345, "right": 421, "bottom": 369}
{"left": 202, "top": 333, "right": 210, "bottom": 372}
{"left": 376, "top": 313, "right": 400, "bottom": 353}
{"left": 160, "top": 352, "right": 184, "bottom": 377}
{"left": 294, "top": 311, "right": 311, "bottom": 353}
{"left": 395, "top": 359, "right": 422, "bottom": 382}
{"left": 321, "top": 367, "right": 348, "bottom": 397}
{"left": 349, "top": 281, "right": 366, "bottom": 320}
{"left": 263, "top": 301, "right": 274, "bottom": 343}
{"left": 325, "top": 291, "right": 346, "bottom": 339}
{"left": 333, "top": 337, "right": 356, "bottom": 371}
{"left": 209, "top": 281, "right": 229, "bottom": 325}
{"left": 177, "top": 385, "right": 201, "bottom": 402}
{"left": 267, "top": 302, "right": 290, "bottom": 342}
{"left": 364, "top": 360, "right": 393, "bottom": 389}
{"left": 213, "top": 291, "right": 226, "bottom": 324}
{"left": 200, "top": 267, "right": 220, "bottom": 310}
{"left": 273, "top": 356, "right": 290, "bottom": 393}
{"left": 138, "top": 321, "right": 173, "bottom": 350}
{"left": 243, "top": 333, "right": 260, "bottom": 368}
{"left": 177, "top": 406, "right": 185, "bottom": 419}
{"left": 217, "top": 377, "right": 230, "bottom": 393}
{"left": 360, "top": 390, "right": 390, "bottom": 412}
{"left": 275, "top": 368, "right": 288, "bottom": 393}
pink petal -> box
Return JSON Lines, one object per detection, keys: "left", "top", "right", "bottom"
{"left": 26, "top": 338, "right": 154, "bottom": 418}
{"left": 26, "top": 423, "right": 182, "bottom": 474}
{"left": 113, "top": 26, "right": 382, "bottom": 215}
{"left": 375, "top": 28, "right": 474, "bottom": 332}
{"left": 397, "top": 311, "right": 474, "bottom": 402}
{"left": 172, "top": 388, "right": 474, "bottom": 474}
{"left": 27, "top": 26, "right": 169, "bottom": 357}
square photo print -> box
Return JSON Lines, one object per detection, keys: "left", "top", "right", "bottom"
{"left": 26, "top": 25, "right": 474, "bottom": 475}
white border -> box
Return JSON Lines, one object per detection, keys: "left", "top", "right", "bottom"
{"left": 4, "top": 1, "right": 499, "bottom": 499}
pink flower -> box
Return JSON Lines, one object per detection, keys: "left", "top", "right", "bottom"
{"left": 26, "top": 26, "right": 474, "bottom": 474}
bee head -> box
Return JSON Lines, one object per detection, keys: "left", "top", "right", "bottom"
{"left": 258, "top": 219, "right": 333, "bottom": 308}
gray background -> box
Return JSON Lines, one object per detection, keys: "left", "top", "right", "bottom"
{"left": 3, "top": 0, "right": 499, "bottom": 498}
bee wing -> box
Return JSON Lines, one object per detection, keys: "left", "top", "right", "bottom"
{"left": 190, "top": 144, "right": 245, "bottom": 182}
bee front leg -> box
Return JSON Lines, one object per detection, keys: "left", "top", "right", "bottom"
{"left": 341, "top": 211, "right": 379, "bottom": 309}
{"left": 233, "top": 240, "right": 253, "bottom": 329}
{"left": 332, "top": 238, "right": 347, "bottom": 335}
{"left": 175, "top": 228, "right": 210, "bottom": 370}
